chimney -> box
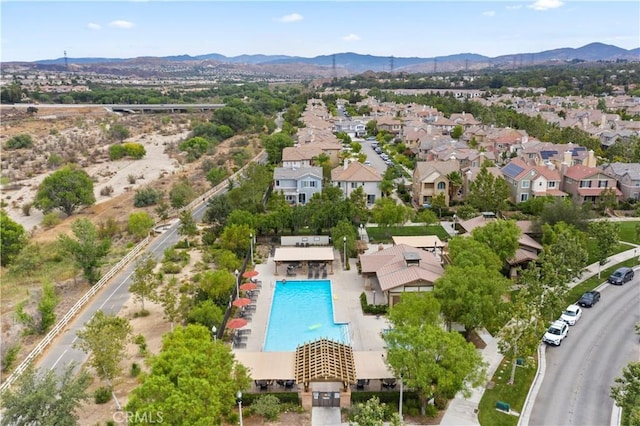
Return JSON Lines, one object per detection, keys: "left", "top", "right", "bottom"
{"left": 587, "top": 150, "right": 596, "bottom": 167}
{"left": 343, "top": 159, "right": 349, "bottom": 170}
{"left": 563, "top": 150, "right": 572, "bottom": 166}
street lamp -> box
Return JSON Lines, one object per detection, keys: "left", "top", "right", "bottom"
{"left": 249, "top": 233, "right": 254, "bottom": 266}
{"left": 211, "top": 325, "right": 217, "bottom": 342}
{"left": 236, "top": 391, "right": 244, "bottom": 426}
{"left": 234, "top": 269, "right": 240, "bottom": 299}
{"left": 359, "top": 223, "right": 364, "bottom": 239}
{"left": 343, "top": 236, "right": 347, "bottom": 269}
{"left": 399, "top": 374, "right": 404, "bottom": 421}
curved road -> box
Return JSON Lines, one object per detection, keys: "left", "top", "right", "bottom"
{"left": 35, "top": 197, "right": 214, "bottom": 376}
{"left": 529, "top": 276, "right": 640, "bottom": 425}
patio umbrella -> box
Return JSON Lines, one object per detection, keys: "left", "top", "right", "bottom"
{"left": 232, "top": 297, "right": 252, "bottom": 307}
{"left": 240, "top": 282, "right": 257, "bottom": 291}
{"left": 242, "top": 270, "right": 259, "bottom": 279}
{"left": 226, "top": 318, "right": 248, "bottom": 329}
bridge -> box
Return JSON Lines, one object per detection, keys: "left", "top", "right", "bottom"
{"left": 1, "top": 103, "right": 225, "bottom": 114}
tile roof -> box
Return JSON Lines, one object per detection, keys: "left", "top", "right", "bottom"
{"left": 274, "top": 166, "right": 323, "bottom": 180}
{"left": 563, "top": 164, "right": 602, "bottom": 180}
{"left": 331, "top": 161, "right": 382, "bottom": 182}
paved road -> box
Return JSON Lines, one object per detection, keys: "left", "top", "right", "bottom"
{"left": 35, "top": 197, "right": 214, "bottom": 375}
{"left": 529, "top": 276, "right": 640, "bottom": 425}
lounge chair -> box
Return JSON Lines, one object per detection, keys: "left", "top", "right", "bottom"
{"left": 308, "top": 269, "right": 313, "bottom": 279}
{"left": 322, "top": 269, "right": 327, "bottom": 279}
{"left": 314, "top": 269, "right": 320, "bottom": 279}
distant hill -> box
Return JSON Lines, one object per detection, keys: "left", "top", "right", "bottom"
{"left": 7, "top": 42, "right": 640, "bottom": 76}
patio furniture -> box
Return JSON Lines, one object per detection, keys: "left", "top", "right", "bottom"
{"left": 322, "top": 269, "right": 327, "bottom": 279}
{"left": 382, "top": 378, "right": 397, "bottom": 389}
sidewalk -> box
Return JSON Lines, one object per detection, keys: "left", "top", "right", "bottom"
{"left": 440, "top": 243, "right": 640, "bottom": 426}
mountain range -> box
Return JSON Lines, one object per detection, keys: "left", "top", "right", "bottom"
{"left": 5, "top": 42, "right": 640, "bottom": 76}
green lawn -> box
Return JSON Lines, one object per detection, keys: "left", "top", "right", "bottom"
{"left": 617, "top": 220, "right": 640, "bottom": 244}
{"left": 478, "top": 357, "right": 538, "bottom": 426}
{"left": 366, "top": 225, "right": 450, "bottom": 243}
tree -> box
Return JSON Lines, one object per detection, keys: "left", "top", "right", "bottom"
{"left": 263, "top": 132, "right": 294, "bottom": 164}
{"left": 125, "top": 324, "right": 251, "bottom": 425}
{"left": 156, "top": 276, "right": 191, "bottom": 330}
{"left": 204, "top": 194, "right": 232, "bottom": 226}
{"left": 446, "top": 236, "right": 502, "bottom": 271}
{"left": 130, "top": 254, "right": 160, "bottom": 312}
{"left": 206, "top": 167, "right": 228, "bottom": 187}
{"left": 434, "top": 265, "right": 509, "bottom": 338}
{"left": 331, "top": 219, "right": 358, "bottom": 258}
{"left": 589, "top": 220, "right": 619, "bottom": 271}
{"left": 446, "top": 171, "right": 463, "bottom": 202}
{"left": 169, "top": 179, "right": 196, "bottom": 209}
{"left": 5, "top": 134, "right": 33, "bottom": 149}
{"left": 0, "top": 210, "right": 27, "bottom": 266}
{"left": 155, "top": 200, "right": 170, "bottom": 224}
{"left": 107, "top": 123, "right": 130, "bottom": 142}
{"left": 384, "top": 321, "right": 485, "bottom": 414}
{"left": 219, "top": 223, "right": 253, "bottom": 257}
{"left": 127, "top": 211, "right": 155, "bottom": 240}
{"left": 0, "top": 363, "right": 90, "bottom": 426}
{"left": 389, "top": 292, "right": 441, "bottom": 327}
{"left": 451, "top": 125, "right": 464, "bottom": 139}
{"left": 313, "top": 152, "right": 332, "bottom": 181}
{"left": 537, "top": 198, "right": 589, "bottom": 232}
{"left": 610, "top": 362, "right": 640, "bottom": 426}
{"left": 415, "top": 208, "right": 438, "bottom": 225}
{"left": 178, "top": 209, "right": 198, "bottom": 246}
{"left": 34, "top": 166, "right": 96, "bottom": 216}
{"left": 58, "top": 218, "right": 111, "bottom": 284}
{"left": 75, "top": 310, "right": 132, "bottom": 386}
{"left": 371, "top": 198, "right": 410, "bottom": 235}
{"left": 15, "top": 281, "right": 59, "bottom": 334}
{"left": 467, "top": 166, "right": 509, "bottom": 213}
{"left": 471, "top": 219, "right": 521, "bottom": 264}
{"left": 497, "top": 287, "right": 546, "bottom": 385}
{"left": 539, "top": 222, "right": 588, "bottom": 283}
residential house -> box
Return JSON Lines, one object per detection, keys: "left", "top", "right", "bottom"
{"left": 519, "top": 142, "right": 596, "bottom": 169}
{"left": 333, "top": 118, "right": 367, "bottom": 138}
{"left": 358, "top": 244, "right": 444, "bottom": 307}
{"left": 602, "top": 162, "right": 640, "bottom": 201}
{"left": 282, "top": 146, "right": 324, "bottom": 169}
{"left": 331, "top": 160, "right": 382, "bottom": 205}
{"left": 376, "top": 116, "right": 404, "bottom": 137}
{"left": 273, "top": 166, "right": 323, "bottom": 205}
{"left": 561, "top": 164, "right": 621, "bottom": 205}
{"left": 456, "top": 216, "right": 542, "bottom": 277}
{"left": 501, "top": 158, "right": 566, "bottom": 203}
{"left": 412, "top": 159, "right": 460, "bottom": 207}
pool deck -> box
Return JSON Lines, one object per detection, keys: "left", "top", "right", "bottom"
{"left": 231, "top": 245, "right": 391, "bottom": 354}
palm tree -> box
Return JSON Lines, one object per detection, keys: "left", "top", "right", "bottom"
{"left": 446, "top": 171, "right": 463, "bottom": 203}
{"left": 312, "top": 153, "right": 332, "bottom": 182}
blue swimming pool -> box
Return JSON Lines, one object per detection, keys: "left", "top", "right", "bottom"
{"left": 264, "top": 280, "right": 348, "bottom": 352}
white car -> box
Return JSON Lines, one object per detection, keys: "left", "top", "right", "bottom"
{"left": 542, "top": 320, "right": 569, "bottom": 346}
{"left": 560, "top": 304, "right": 583, "bottom": 326}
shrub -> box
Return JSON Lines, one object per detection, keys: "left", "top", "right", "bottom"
{"left": 108, "top": 144, "right": 126, "bottom": 160}
{"left": 128, "top": 174, "right": 137, "bottom": 184}
{"left": 47, "top": 152, "right": 63, "bottom": 168}
{"left": 162, "top": 262, "right": 182, "bottom": 274}
{"left": 359, "top": 292, "right": 388, "bottom": 315}
{"left": 1, "top": 342, "right": 21, "bottom": 372}
{"left": 134, "top": 334, "right": 148, "bottom": 356}
{"left": 100, "top": 185, "right": 114, "bottom": 196}
{"left": 41, "top": 212, "right": 62, "bottom": 228}
{"left": 127, "top": 211, "right": 154, "bottom": 239}
{"left": 122, "top": 142, "right": 146, "bottom": 159}
{"left": 6, "top": 134, "right": 33, "bottom": 149}
{"left": 94, "top": 386, "right": 112, "bottom": 404}
{"left": 98, "top": 217, "right": 120, "bottom": 239}
{"left": 134, "top": 188, "right": 162, "bottom": 207}
{"left": 131, "top": 363, "right": 142, "bottom": 377}
{"left": 251, "top": 395, "right": 281, "bottom": 421}
{"left": 21, "top": 202, "right": 32, "bottom": 216}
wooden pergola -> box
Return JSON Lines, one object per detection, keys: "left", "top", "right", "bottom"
{"left": 294, "top": 338, "right": 356, "bottom": 392}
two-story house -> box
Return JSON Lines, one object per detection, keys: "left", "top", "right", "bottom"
{"left": 376, "top": 116, "right": 404, "bottom": 137}
{"left": 412, "top": 159, "right": 460, "bottom": 207}
{"left": 282, "top": 146, "right": 324, "bottom": 169}
{"left": 602, "top": 162, "right": 640, "bottom": 201}
{"left": 501, "top": 158, "right": 566, "bottom": 203}
{"left": 331, "top": 160, "right": 382, "bottom": 205}
{"left": 273, "top": 166, "right": 323, "bottom": 205}
{"left": 561, "top": 164, "right": 621, "bottom": 204}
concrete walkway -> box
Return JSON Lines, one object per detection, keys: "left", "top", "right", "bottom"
{"left": 441, "top": 243, "right": 640, "bottom": 426}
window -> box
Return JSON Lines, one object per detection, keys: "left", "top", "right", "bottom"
{"left": 367, "top": 194, "right": 376, "bottom": 204}
{"left": 520, "top": 193, "right": 529, "bottom": 202}
{"left": 548, "top": 181, "right": 557, "bottom": 188}
{"left": 521, "top": 180, "right": 530, "bottom": 188}
{"left": 351, "top": 182, "right": 358, "bottom": 189}
{"left": 579, "top": 180, "right": 591, "bottom": 188}
{"left": 275, "top": 180, "right": 280, "bottom": 187}
{"left": 437, "top": 182, "right": 446, "bottom": 190}
{"left": 598, "top": 180, "right": 608, "bottom": 188}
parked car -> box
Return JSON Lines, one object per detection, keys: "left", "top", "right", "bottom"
{"left": 578, "top": 290, "right": 601, "bottom": 307}
{"left": 543, "top": 320, "right": 569, "bottom": 346}
{"left": 560, "top": 304, "right": 583, "bottom": 325}
{"left": 608, "top": 267, "right": 634, "bottom": 285}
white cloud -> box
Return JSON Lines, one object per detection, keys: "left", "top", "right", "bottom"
{"left": 87, "top": 22, "right": 102, "bottom": 30}
{"left": 506, "top": 5, "right": 523, "bottom": 10}
{"left": 108, "top": 20, "right": 135, "bottom": 29}
{"left": 342, "top": 34, "right": 361, "bottom": 42}
{"left": 482, "top": 11, "right": 496, "bottom": 17}
{"left": 276, "top": 13, "right": 303, "bottom": 23}
{"left": 528, "top": 0, "right": 564, "bottom": 11}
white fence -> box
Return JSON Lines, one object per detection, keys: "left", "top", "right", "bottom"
{"left": 0, "top": 235, "right": 150, "bottom": 393}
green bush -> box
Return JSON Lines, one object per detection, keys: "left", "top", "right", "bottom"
{"left": 122, "top": 142, "right": 146, "bottom": 159}
{"left": 359, "top": 292, "right": 388, "bottom": 315}
{"left": 131, "top": 362, "right": 141, "bottom": 377}
{"left": 162, "top": 262, "right": 182, "bottom": 274}
{"left": 251, "top": 394, "right": 281, "bottom": 421}
{"left": 6, "top": 134, "right": 33, "bottom": 149}
{"left": 133, "top": 187, "right": 162, "bottom": 207}
{"left": 94, "top": 386, "right": 112, "bottom": 404}
{"left": 1, "top": 342, "right": 21, "bottom": 372}
{"left": 108, "top": 144, "right": 126, "bottom": 160}
{"left": 41, "top": 212, "right": 62, "bottom": 228}
{"left": 227, "top": 412, "right": 239, "bottom": 424}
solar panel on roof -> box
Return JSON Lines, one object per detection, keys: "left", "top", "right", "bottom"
{"left": 503, "top": 162, "right": 525, "bottom": 178}
{"left": 572, "top": 147, "right": 586, "bottom": 155}
{"left": 540, "top": 150, "right": 558, "bottom": 159}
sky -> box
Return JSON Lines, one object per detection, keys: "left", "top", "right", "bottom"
{"left": 1, "top": 1, "right": 639, "bottom": 62}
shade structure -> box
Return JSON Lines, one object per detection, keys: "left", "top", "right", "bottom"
{"left": 242, "top": 270, "right": 259, "bottom": 279}
{"left": 226, "top": 318, "right": 248, "bottom": 329}
{"left": 232, "top": 297, "right": 252, "bottom": 307}
{"left": 240, "top": 282, "right": 257, "bottom": 291}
